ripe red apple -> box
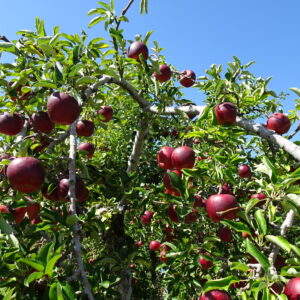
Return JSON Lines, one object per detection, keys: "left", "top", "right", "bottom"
{"left": 76, "top": 120, "right": 95, "bottom": 137}
{"left": 42, "top": 185, "right": 62, "bottom": 202}
{"left": 167, "top": 204, "right": 179, "bottom": 223}
{"left": 136, "top": 241, "right": 143, "bottom": 247}
{"left": 206, "top": 194, "right": 238, "bottom": 222}
{"left": 199, "top": 290, "right": 231, "bottom": 300}
{"left": 9, "top": 83, "right": 31, "bottom": 101}
{"left": 58, "top": 177, "right": 89, "bottom": 202}
{"left": 194, "top": 139, "right": 200, "bottom": 145}
{"left": 0, "top": 112, "right": 24, "bottom": 136}
{"left": 171, "top": 146, "right": 195, "bottom": 170}
{"left": 159, "top": 251, "right": 168, "bottom": 262}
{"left": 47, "top": 92, "right": 80, "bottom": 125}
{"left": 238, "top": 164, "right": 252, "bottom": 178}
{"left": 78, "top": 142, "right": 95, "bottom": 158}
{"left": 217, "top": 227, "right": 232, "bottom": 242}
{"left": 98, "top": 106, "right": 113, "bottom": 122}
{"left": 284, "top": 278, "right": 300, "bottom": 300}
{"left": 220, "top": 183, "right": 233, "bottom": 195}
{"left": 0, "top": 205, "right": 8, "bottom": 213}
{"left": 179, "top": 70, "right": 196, "bottom": 87}
{"left": 7, "top": 157, "right": 45, "bottom": 193}
{"left": 31, "top": 217, "right": 42, "bottom": 225}
{"left": 26, "top": 203, "right": 40, "bottom": 221}
{"left": 157, "top": 147, "right": 175, "bottom": 169}
{"left": 154, "top": 64, "right": 172, "bottom": 82}
{"left": 193, "top": 195, "right": 206, "bottom": 208}
{"left": 144, "top": 210, "right": 153, "bottom": 218}
{"left": 267, "top": 113, "right": 291, "bottom": 135}
{"left": 12, "top": 207, "right": 27, "bottom": 224}
{"left": 128, "top": 41, "right": 149, "bottom": 62}
{"left": 149, "top": 240, "right": 161, "bottom": 251}
{"left": 250, "top": 193, "right": 266, "bottom": 207}
{"left": 140, "top": 210, "right": 153, "bottom": 224}
{"left": 215, "top": 102, "right": 237, "bottom": 125}
{"left": 163, "top": 169, "right": 182, "bottom": 196}
{"left": 31, "top": 111, "right": 54, "bottom": 134}
{"left": 199, "top": 253, "right": 213, "bottom": 270}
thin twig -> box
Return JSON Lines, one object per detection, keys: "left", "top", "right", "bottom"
{"left": 287, "top": 122, "right": 300, "bottom": 139}
{"left": 0, "top": 36, "right": 10, "bottom": 42}
{"left": 116, "top": 0, "right": 135, "bottom": 31}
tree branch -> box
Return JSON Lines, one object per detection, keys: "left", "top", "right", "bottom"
{"left": 46, "top": 129, "right": 70, "bottom": 154}
{"left": 68, "top": 122, "right": 95, "bottom": 300}
{"left": 287, "top": 122, "right": 300, "bottom": 139}
{"left": 116, "top": 0, "right": 135, "bottom": 31}
{"left": 0, "top": 36, "right": 10, "bottom": 42}
{"left": 268, "top": 209, "right": 295, "bottom": 276}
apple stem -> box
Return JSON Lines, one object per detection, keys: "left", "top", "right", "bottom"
{"left": 68, "top": 121, "right": 95, "bottom": 300}
{"left": 268, "top": 209, "right": 295, "bottom": 276}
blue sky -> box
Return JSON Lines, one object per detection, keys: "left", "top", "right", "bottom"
{"left": 1, "top": 0, "right": 300, "bottom": 116}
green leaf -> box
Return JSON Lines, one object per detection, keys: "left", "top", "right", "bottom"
{"left": 168, "top": 171, "right": 185, "bottom": 196}
{"left": 88, "top": 16, "right": 107, "bottom": 28}
{"left": 162, "top": 242, "right": 178, "bottom": 251}
{"left": 8, "top": 234, "right": 19, "bottom": 248}
{"left": 143, "top": 31, "right": 154, "bottom": 44}
{"left": 291, "top": 244, "right": 300, "bottom": 257}
{"left": 98, "top": 257, "right": 118, "bottom": 265}
{"left": 37, "top": 243, "right": 54, "bottom": 266}
{"left": 265, "top": 235, "right": 291, "bottom": 253}
{"left": 203, "top": 275, "right": 239, "bottom": 292}
{"left": 49, "top": 283, "right": 57, "bottom": 300}
{"left": 62, "top": 283, "right": 76, "bottom": 300}
{"left": 66, "top": 214, "right": 80, "bottom": 227}
{"left": 255, "top": 156, "right": 278, "bottom": 184}
{"left": 99, "top": 281, "right": 110, "bottom": 288}
{"left": 24, "top": 272, "right": 44, "bottom": 287}
{"left": 19, "top": 258, "right": 44, "bottom": 272}
{"left": 45, "top": 254, "right": 62, "bottom": 277}
{"left": 0, "top": 217, "right": 16, "bottom": 234}
{"left": 32, "top": 80, "right": 57, "bottom": 89}
{"left": 220, "top": 220, "right": 251, "bottom": 234}
{"left": 245, "top": 239, "right": 270, "bottom": 271}
{"left": 35, "top": 17, "right": 46, "bottom": 36}
{"left": 0, "top": 42, "right": 18, "bottom": 55}
{"left": 230, "top": 262, "right": 249, "bottom": 272}
{"left": 254, "top": 209, "right": 267, "bottom": 235}
{"left": 75, "top": 76, "right": 97, "bottom": 86}
{"left": 290, "top": 87, "right": 300, "bottom": 97}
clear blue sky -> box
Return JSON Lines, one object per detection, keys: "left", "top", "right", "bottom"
{"left": 1, "top": 0, "right": 300, "bottom": 116}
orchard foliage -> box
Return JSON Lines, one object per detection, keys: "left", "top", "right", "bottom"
{"left": 0, "top": 1, "right": 300, "bottom": 299}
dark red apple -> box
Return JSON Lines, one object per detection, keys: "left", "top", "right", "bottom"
{"left": 238, "top": 164, "right": 252, "bottom": 178}
{"left": 171, "top": 146, "right": 195, "bottom": 170}
{"left": 47, "top": 92, "right": 80, "bottom": 125}
{"left": 149, "top": 240, "right": 161, "bottom": 251}
{"left": 98, "top": 106, "right": 113, "bottom": 122}
{"left": 206, "top": 194, "right": 238, "bottom": 222}
{"left": 267, "top": 113, "right": 291, "bottom": 135}
{"left": 136, "top": 241, "right": 143, "bottom": 247}
{"left": 26, "top": 203, "right": 40, "bottom": 221}
{"left": 194, "top": 139, "right": 200, "bottom": 145}
{"left": 58, "top": 177, "right": 89, "bottom": 202}
{"left": 42, "top": 185, "right": 62, "bottom": 202}
{"left": 199, "top": 290, "right": 231, "bottom": 300}
{"left": 140, "top": 210, "right": 153, "bottom": 224}
{"left": 7, "top": 157, "right": 45, "bottom": 193}
{"left": 184, "top": 210, "right": 197, "bottom": 224}
{"left": 217, "top": 227, "right": 232, "bottom": 242}
{"left": 284, "top": 277, "right": 300, "bottom": 300}
{"left": 167, "top": 204, "right": 179, "bottom": 223}
{"left": 215, "top": 102, "right": 237, "bottom": 125}
{"left": 157, "top": 147, "right": 174, "bottom": 169}
{"left": 0, "top": 112, "right": 24, "bottom": 136}
{"left": 9, "top": 83, "right": 31, "bottom": 101}
{"left": 128, "top": 41, "right": 149, "bottom": 62}
{"left": 0, "top": 205, "right": 8, "bottom": 213}
{"left": 179, "top": 70, "right": 196, "bottom": 87}
{"left": 199, "top": 253, "right": 213, "bottom": 270}
{"left": 31, "top": 217, "right": 42, "bottom": 225}
{"left": 154, "top": 64, "right": 172, "bottom": 82}
{"left": 163, "top": 169, "right": 182, "bottom": 196}
{"left": 76, "top": 120, "right": 95, "bottom": 137}
{"left": 78, "top": 142, "right": 95, "bottom": 158}
{"left": 250, "top": 193, "right": 266, "bottom": 207}
{"left": 220, "top": 183, "right": 233, "bottom": 195}
{"left": 12, "top": 207, "right": 27, "bottom": 224}
{"left": 144, "top": 210, "right": 153, "bottom": 218}
{"left": 193, "top": 195, "right": 206, "bottom": 208}
{"left": 31, "top": 111, "right": 54, "bottom": 134}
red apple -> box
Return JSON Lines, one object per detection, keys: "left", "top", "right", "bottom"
{"left": 215, "top": 102, "right": 237, "bottom": 125}
{"left": 193, "top": 195, "right": 206, "bottom": 208}
{"left": 12, "top": 207, "right": 27, "bottom": 224}
{"left": 194, "top": 139, "right": 200, "bottom": 145}
{"left": 78, "top": 142, "right": 95, "bottom": 158}
{"left": 217, "top": 227, "right": 232, "bottom": 242}
{"left": 267, "top": 113, "right": 291, "bottom": 135}
{"left": 0, "top": 112, "right": 24, "bottom": 136}
{"left": 136, "top": 241, "right": 143, "bottom": 247}
{"left": 184, "top": 211, "right": 197, "bottom": 224}
{"left": 154, "top": 64, "right": 172, "bottom": 82}
{"left": 220, "top": 184, "right": 233, "bottom": 195}
{"left": 284, "top": 277, "right": 300, "bottom": 300}
{"left": 167, "top": 204, "right": 179, "bottom": 223}
{"left": 206, "top": 194, "right": 238, "bottom": 222}
{"left": 0, "top": 205, "right": 8, "bottom": 213}
{"left": 58, "top": 177, "right": 89, "bottom": 202}
{"left": 171, "top": 146, "right": 195, "bottom": 170}
{"left": 149, "top": 240, "right": 161, "bottom": 251}
{"left": 26, "top": 203, "right": 40, "bottom": 221}
{"left": 199, "top": 290, "right": 231, "bottom": 300}
{"left": 31, "top": 217, "right": 42, "bottom": 225}
{"left": 98, "top": 106, "right": 113, "bottom": 122}
{"left": 157, "top": 147, "right": 175, "bottom": 169}
{"left": 42, "top": 185, "right": 62, "bottom": 202}
{"left": 179, "top": 70, "right": 196, "bottom": 87}
{"left": 47, "top": 92, "right": 80, "bottom": 125}
{"left": 238, "top": 164, "right": 252, "bottom": 178}
{"left": 31, "top": 111, "right": 54, "bottom": 134}
{"left": 9, "top": 83, "right": 31, "bottom": 101}
{"left": 250, "top": 193, "right": 266, "bottom": 207}
{"left": 128, "top": 41, "right": 149, "bottom": 62}
{"left": 140, "top": 210, "right": 153, "bottom": 224}
{"left": 76, "top": 120, "right": 95, "bottom": 137}
{"left": 199, "top": 253, "right": 213, "bottom": 270}
{"left": 7, "top": 157, "right": 45, "bottom": 193}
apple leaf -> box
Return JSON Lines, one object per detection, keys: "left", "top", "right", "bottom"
{"left": 290, "top": 87, "right": 300, "bottom": 97}
{"left": 37, "top": 243, "right": 54, "bottom": 267}
{"left": 32, "top": 80, "right": 57, "bottom": 89}
{"left": 24, "top": 271, "right": 44, "bottom": 287}
{"left": 220, "top": 220, "right": 251, "bottom": 234}
{"left": 203, "top": 275, "right": 239, "bottom": 293}
{"left": 168, "top": 171, "right": 185, "bottom": 196}
{"left": 245, "top": 239, "right": 270, "bottom": 272}
{"left": 45, "top": 254, "right": 62, "bottom": 277}
{"left": 19, "top": 258, "right": 44, "bottom": 272}
{"left": 0, "top": 217, "right": 16, "bottom": 234}
{"left": 230, "top": 262, "right": 249, "bottom": 272}
{"left": 254, "top": 209, "right": 267, "bottom": 235}
{"left": 61, "top": 283, "right": 76, "bottom": 300}
{"left": 255, "top": 156, "right": 278, "bottom": 184}
{"left": 265, "top": 235, "right": 291, "bottom": 253}
{"left": 0, "top": 42, "right": 18, "bottom": 55}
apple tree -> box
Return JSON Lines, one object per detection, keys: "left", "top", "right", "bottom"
{"left": 0, "top": 1, "right": 300, "bottom": 299}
